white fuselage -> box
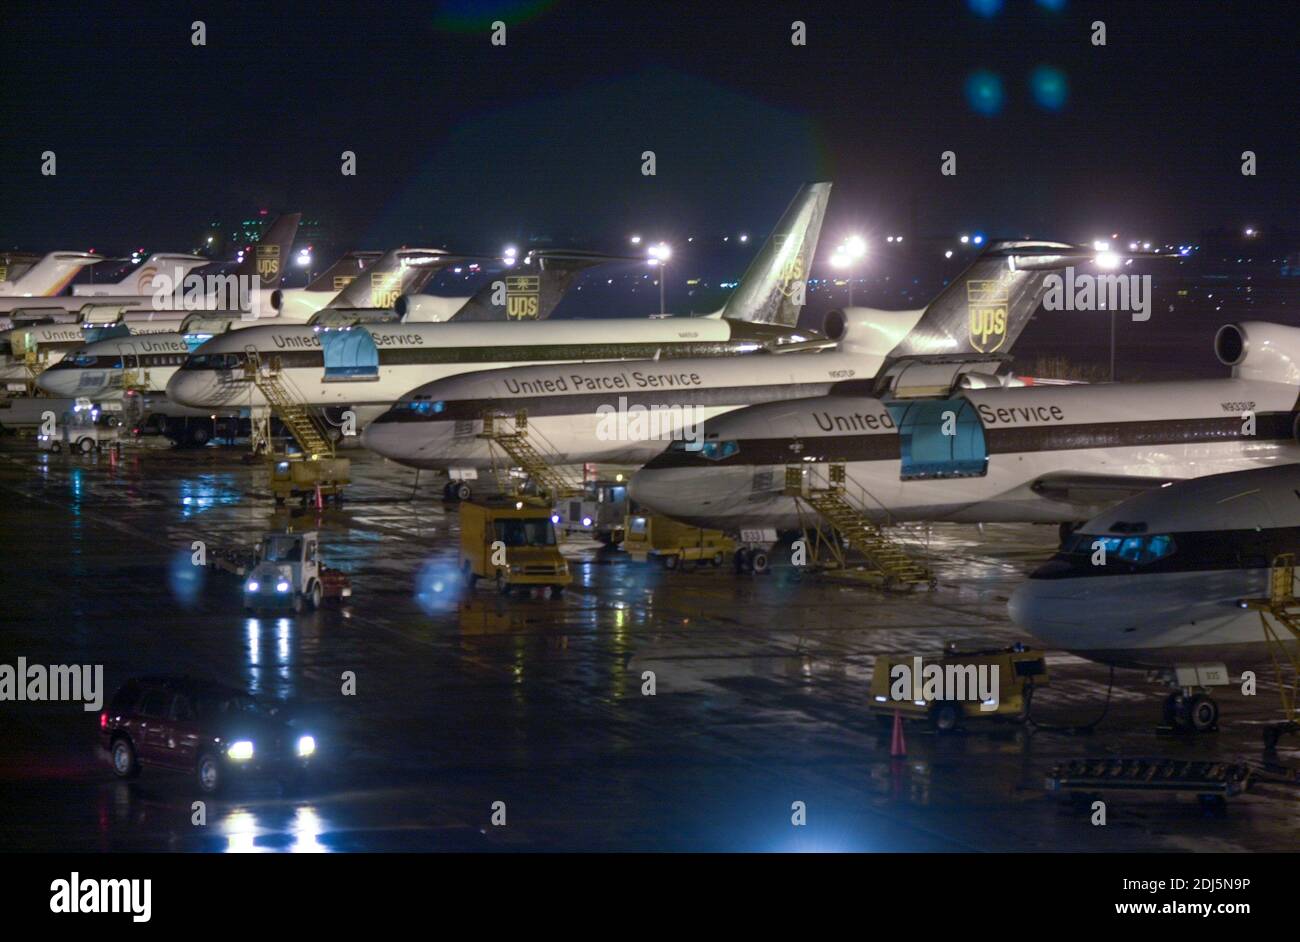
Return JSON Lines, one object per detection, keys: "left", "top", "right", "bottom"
{"left": 361, "top": 351, "right": 881, "bottom": 471}
{"left": 165, "top": 318, "right": 799, "bottom": 425}
{"left": 627, "top": 378, "right": 1300, "bottom": 530}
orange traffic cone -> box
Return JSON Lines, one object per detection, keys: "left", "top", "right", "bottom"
{"left": 890, "top": 709, "right": 907, "bottom": 757}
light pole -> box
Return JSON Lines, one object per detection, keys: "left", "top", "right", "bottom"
{"left": 829, "top": 235, "right": 867, "bottom": 305}
{"left": 649, "top": 242, "right": 671, "bottom": 316}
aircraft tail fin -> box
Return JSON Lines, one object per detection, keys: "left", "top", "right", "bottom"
{"left": 328, "top": 248, "right": 448, "bottom": 309}
{"left": 445, "top": 249, "right": 608, "bottom": 322}
{"left": 233, "top": 212, "right": 301, "bottom": 288}
{"left": 872, "top": 241, "right": 1098, "bottom": 359}
{"left": 717, "top": 182, "right": 831, "bottom": 326}
{"left": 1, "top": 251, "right": 103, "bottom": 296}
{"left": 306, "top": 251, "right": 383, "bottom": 293}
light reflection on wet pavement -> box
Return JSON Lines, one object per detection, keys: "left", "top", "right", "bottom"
{"left": 2, "top": 440, "right": 1299, "bottom": 852}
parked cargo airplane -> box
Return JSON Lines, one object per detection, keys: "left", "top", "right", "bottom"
{"left": 70, "top": 253, "right": 211, "bottom": 298}
{"left": 32, "top": 247, "right": 447, "bottom": 399}
{"left": 627, "top": 321, "right": 1300, "bottom": 535}
{"left": 1009, "top": 463, "right": 1300, "bottom": 734}
{"left": 0, "top": 251, "right": 105, "bottom": 311}
{"left": 165, "top": 182, "right": 833, "bottom": 428}
{"left": 360, "top": 240, "right": 1088, "bottom": 478}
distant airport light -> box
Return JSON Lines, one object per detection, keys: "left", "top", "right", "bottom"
{"left": 739, "top": 234, "right": 749, "bottom": 243}
{"left": 629, "top": 235, "right": 642, "bottom": 245}
{"left": 1094, "top": 251, "right": 1121, "bottom": 270}
{"left": 1092, "top": 239, "right": 1110, "bottom": 252}
{"left": 944, "top": 250, "right": 954, "bottom": 259}
{"left": 886, "top": 236, "right": 894, "bottom": 243}
{"left": 960, "top": 235, "right": 970, "bottom": 244}
{"left": 972, "top": 234, "right": 984, "bottom": 245}
{"left": 1245, "top": 227, "right": 1257, "bottom": 237}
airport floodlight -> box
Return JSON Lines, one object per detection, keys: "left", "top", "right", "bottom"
{"left": 648, "top": 242, "right": 671, "bottom": 262}
{"left": 1094, "top": 251, "right": 1121, "bottom": 270}
{"left": 829, "top": 252, "right": 850, "bottom": 269}
{"left": 844, "top": 235, "right": 867, "bottom": 259}
{"left": 1092, "top": 239, "right": 1110, "bottom": 252}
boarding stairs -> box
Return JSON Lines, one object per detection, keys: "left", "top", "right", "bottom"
{"left": 242, "top": 350, "right": 334, "bottom": 460}
{"left": 1243, "top": 554, "right": 1300, "bottom": 747}
{"left": 784, "top": 463, "right": 932, "bottom": 588}
{"left": 478, "top": 410, "right": 582, "bottom": 500}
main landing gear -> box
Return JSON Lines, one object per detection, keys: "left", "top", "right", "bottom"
{"left": 1161, "top": 689, "right": 1220, "bottom": 733}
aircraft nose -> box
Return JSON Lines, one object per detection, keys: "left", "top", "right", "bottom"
{"left": 1007, "top": 580, "right": 1073, "bottom": 648}
{"left": 35, "top": 369, "right": 75, "bottom": 396}
{"left": 359, "top": 417, "right": 401, "bottom": 458}
{"left": 164, "top": 372, "right": 200, "bottom": 407}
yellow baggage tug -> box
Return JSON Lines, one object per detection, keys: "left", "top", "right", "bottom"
{"left": 869, "top": 643, "right": 1049, "bottom": 732}
{"left": 459, "top": 500, "right": 571, "bottom": 597}
{"left": 621, "top": 511, "right": 735, "bottom": 570}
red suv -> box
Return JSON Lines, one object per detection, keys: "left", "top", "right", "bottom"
{"left": 100, "top": 676, "right": 320, "bottom": 794}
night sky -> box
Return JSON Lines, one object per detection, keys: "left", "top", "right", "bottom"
{"left": 2, "top": 0, "right": 1296, "bottom": 253}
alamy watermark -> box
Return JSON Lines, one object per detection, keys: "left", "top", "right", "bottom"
{"left": 0, "top": 658, "right": 104, "bottom": 711}
{"left": 1042, "top": 266, "right": 1151, "bottom": 321}
{"left": 888, "top": 656, "right": 1000, "bottom": 711}
{"left": 595, "top": 396, "right": 704, "bottom": 447}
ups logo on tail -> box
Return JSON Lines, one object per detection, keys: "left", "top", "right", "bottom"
{"left": 506, "top": 275, "right": 540, "bottom": 319}
{"left": 332, "top": 275, "right": 356, "bottom": 290}
{"left": 370, "top": 272, "right": 401, "bottom": 309}
{"left": 255, "top": 244, "right": 281, "bottom": 280}
{"left": 967, "top": 279, "right": 1009, "bottom": 353}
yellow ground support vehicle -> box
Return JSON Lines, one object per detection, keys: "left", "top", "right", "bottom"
{"left": 868, "top": 643, "right": 1049, "bottom": 732}
{"left": 621, "top": 512, "right": 736, "bottom": 570}
{"left": 270, "top": 456, "right": 351, "bottom": 507}
{"left": 459, "top": 500, "right": 571, "bottom": 596}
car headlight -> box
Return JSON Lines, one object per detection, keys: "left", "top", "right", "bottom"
{"left": 246, "top": 580, "right": 259, "bottom": 592}
{"left": 276, "top": 581, "right": 290, "bottom": 593}
{"left": 227, "top": 740, "right": 254, "bottom": 761}
{"left": 296, "top": 735, "right": 316, "bottom": 758}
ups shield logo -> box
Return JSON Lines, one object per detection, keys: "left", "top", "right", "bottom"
{"left": 0, "top": 265, "right": 8, "bottom": 282}
{"left": 332, "top": 275, "right": 356, "bottom": 291}
{"left": 506, "top": 275, "right": 541, "bottom": 319}
{"left": 255, "top": 244, "right": 281, "bottom": 281}
{"left": 371, "top": 272, "right": 400, "bottom": 309}
{"left": 967, "top": 279, "right": 1009, "bottom": 353}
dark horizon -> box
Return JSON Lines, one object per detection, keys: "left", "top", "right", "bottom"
{"left": 2, "top": 0, "right": 1297, "bottom": 255}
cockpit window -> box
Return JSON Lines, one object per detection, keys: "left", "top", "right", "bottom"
{"left": 182, "top": 353, "right": 242, "bottom": 370}
{"left": 699, "top": 440, "right": 739, "bottom": 461}
{"left": 1066, "top": 532, "right": 1176, "bottom": 564}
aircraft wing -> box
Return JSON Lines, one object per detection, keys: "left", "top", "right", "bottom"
{"left": 1029, "top": 472, "right": 1180, "bottom": 504}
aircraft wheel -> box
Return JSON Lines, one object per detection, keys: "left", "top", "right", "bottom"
{"left": 1187, "top": 693, "right": 1219, "bottom": 732}
{"left": 929, "top": 701, "right": 962, "bottom": 733}
{"left": 78, "top": 437, "right": 94, "bottom": 455}
{"left": 734, "top": 548, "right": 750, "bottom": 573}
{"left": 750, "top": 551, "right": 770, "bottom": 574}
{"left": 455, "top": 482, "right": 473, "bottom": 502}
{"left": 307, "top": 581, "right": 323, "bottom": 611}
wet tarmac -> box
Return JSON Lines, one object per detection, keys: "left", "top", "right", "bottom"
{"left": 2, "top": 436, "right": 1299, "bottom": 852}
